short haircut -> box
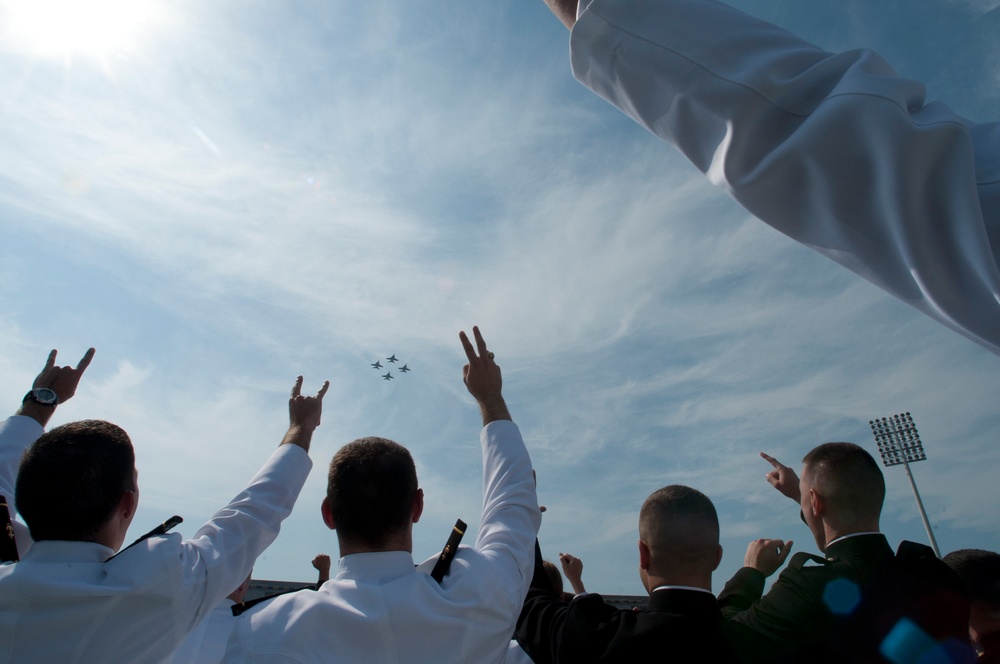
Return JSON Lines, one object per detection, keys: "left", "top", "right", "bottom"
{"left": 639, "top": 485, "right": 719, "bottom": 569}
{"left": 943, "top": 549, "right": 1000, "bottom": 617}
{"left": 15, "top": 420, "right": 135, "bottom": 542}
{"left": 326, "top": 437, "right": 418, "bottom": 547}
{"left": 802, "top": 442, "right": 885, "bottom": 522}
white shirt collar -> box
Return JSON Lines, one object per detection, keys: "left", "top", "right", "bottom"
{"left": 826, "top": 531, "right": 882, "bottom": 549}
{"left": 649, "top": 585, "right": 714, "bottom": 595}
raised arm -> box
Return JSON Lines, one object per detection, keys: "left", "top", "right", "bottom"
{"left": 568, "top": 0, "right": 1000, "bottom": 354}
{"left": 171, "top": 376, "right": 326, "bottom": 628}
{"left": 458, "top": 326, "right": 541, "bottom": 611}
{"left": 3, "top": 348, "right": 96, "bottom": 538}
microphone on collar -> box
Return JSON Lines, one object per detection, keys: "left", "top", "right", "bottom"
{"left": 108, "top": 515, "right": 183, "bottom": 561}
{"left": 431, "top": 519, "right": 467, "bottom": 584}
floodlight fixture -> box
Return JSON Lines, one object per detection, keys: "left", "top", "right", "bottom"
{"left": 868, "top": 412, "right": 940, "bottom": 557}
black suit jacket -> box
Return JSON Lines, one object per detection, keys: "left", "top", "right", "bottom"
{"left": 516, "top": 586, "right": 738, "bottom": 663}
{"left": 718, "top": 534, "right": 972, "bottom": 663}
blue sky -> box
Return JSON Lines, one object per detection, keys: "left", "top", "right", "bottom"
{"left": 1, "top": 0, "right": 998, "bottom": 596}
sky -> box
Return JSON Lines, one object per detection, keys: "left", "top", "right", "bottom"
{"left": 1, "top": 0, "right": 998, "bottom": 596}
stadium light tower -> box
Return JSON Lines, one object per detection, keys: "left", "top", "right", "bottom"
{"left": 869, "top": 412, "right": 940, "bottom": 557}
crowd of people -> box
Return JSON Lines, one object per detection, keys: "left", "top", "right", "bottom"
{"left": 3, "top": 0, "right": 1000, "bottom": 660}
{"left": 1, "top": 333, "right": 997, "bottom": 663}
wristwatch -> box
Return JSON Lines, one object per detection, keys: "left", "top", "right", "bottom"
{"left": 23, "top": 388, "right": 59, "bottom": 407}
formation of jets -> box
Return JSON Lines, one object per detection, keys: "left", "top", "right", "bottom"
{"left": 371, "top": 354, "right": 411, "bottom": 381}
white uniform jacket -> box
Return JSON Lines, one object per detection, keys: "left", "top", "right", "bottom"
{"left": 169, "top": 598, "right": 239, "bottom": 664}
{"left": 224, "top": 419, "right": 541, "bottom": 664}
{"left": 571, "top": 0, "right": 1000, "bottom": 354}
{"left": 0, "top": 415, "right": 312, "bottom": 664}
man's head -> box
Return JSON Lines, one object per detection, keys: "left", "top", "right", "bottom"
{"left": 943, "top": 549, "right": 1000, "bottom": 644}
{"left": 637, "top": 485, "right": 721, "bottom": 592}
{"left": 15, "top": 419, "right": 137, "bottom": 548}
{"left": 322, "top": 437, "right": 423, "bottom": 554}
{"left": 799, "top": 442, "right": 884, "bottom": 550}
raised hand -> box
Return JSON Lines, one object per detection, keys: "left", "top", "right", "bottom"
{"left": 760, "top": 452, "right": 801, "bottom": 502}
{"left": 31, "top": 348, "right": 96, "bottom": 404}
{"left": 559, "top": 552, "right": 586, "bottom": 594}
{"left": 281, "top": 376, "right": 330, "bottom": 452}
{"left": 459, "top": 326, "right": 510, "bottom": 424}
{"left": 311, "top": 553, "right": 332, "bottom": 586}
{"left": 743, "top": 538, "right": 793, "bottom": 577}
{"left": 18, "top": 348, "right": 96, "bottom": 426}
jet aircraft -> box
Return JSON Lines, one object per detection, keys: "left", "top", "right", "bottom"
{"left": 371, "top": 361, "right": 383, "bottom": 369}
{"left": 399, "top": 364, "right": 410, "bottom": 373}
{"left": 386, "top": 354, "right": 398, "bottom": 363}
{"left": 382, "top": 372, "right": 394, "bottom": 381}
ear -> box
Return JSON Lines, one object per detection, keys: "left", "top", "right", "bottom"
{"left": 638, "top": 540, "right": 652, "bottom": 571}
{"left": 809, "top": 489, "right": 824, "bottom": 517}
{"left": 118, "top": 489, "right": 137, "bottom": 521}
{"left": 321, "top": 497, "right": 336, "bottom": 530}
{"left": 711, "top": 544, "right": 723, "bottom": 572}
{"left": 411, "top": 489, "right": 424, "bottom": 524}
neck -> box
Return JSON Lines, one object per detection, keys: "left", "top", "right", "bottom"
{"left": 338, "top": 531, "right": 412, "bottom": 557}
{"left": 644, "top": 572, "right": 712, "bottom": 594}
{"left": 823, "top": 522, "right": 880, "bottom": 549}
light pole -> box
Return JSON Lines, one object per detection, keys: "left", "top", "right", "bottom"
{"left": 868, "top": 412, "right": 941, "bottom": 557}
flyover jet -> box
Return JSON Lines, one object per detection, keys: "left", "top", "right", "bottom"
{"left": 382, "top": 372, "right": 394, "bottom": 381}
{"left": 386, "top": 354, "right": 398, "bottom": 363}
{"left": 399, "top": 364, "right": 410, "bottom": 373}
{"left": 371, "top": 361, "right": 383, "bottom": 369}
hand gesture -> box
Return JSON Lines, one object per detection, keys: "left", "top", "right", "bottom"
{"left": 760, "top": 452, "right": 801, "bottom": 502}
{"left": 559, "top": 552, "right": 586, "bottom": 594}
{"left": 281, "top": 377, "right": 329, "bottom": 452}
{"left": 19, "top": 348, "right": 96, "bottom": 426}
{"left": 744, "top": 538, "right": 793, "bottom": 577}
{"left": 311, "top": 553, "right": 331, "bottom": 575}
{"left": 288, "top": 376, "right": 329, "bottom": 431}
{"left": 31, "top": 348, "right": 96, "bottom": 404}
{"left": 459, "top": 326, "right": 510, "bottom": 424}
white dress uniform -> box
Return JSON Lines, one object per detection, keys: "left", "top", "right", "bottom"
{"left": 569, "top": 0, "right": 1000, "bottom": 355}
{"left": 223, "top": 419, "right": 541, "bottom": 664}
{"left": 0, "top": 415, "right": 312, "bottom": 664}
{"left": 169, "top": 598, "right": 239, "bottom": 664}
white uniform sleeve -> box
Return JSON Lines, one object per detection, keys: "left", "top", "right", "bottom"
{"left": 0, "top": 416, "right": 44, "bottom": 556}
{"left": 570, "top": 0, "right": 1000, "bottom": 354}
{"left": 118, "top": 443, "right": 312, "bottom": 636}
{"left": 475, "top": 420, "right": 542, "bottom": 611}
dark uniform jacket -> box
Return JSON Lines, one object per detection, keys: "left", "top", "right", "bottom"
{"left": 516, "top": 542, "right": 737, "bottom": 663}
{"left": 718, "top": 534, "right": 973, "bottom": 663}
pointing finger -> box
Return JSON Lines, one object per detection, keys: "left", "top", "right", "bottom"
{"left": 760, "top": 452, "right": 783, "bottom": 469}
{"left": 291, "top": 376, "right": 303, "bottom": 398}
{"left": 316, "top": 380, "right": 330, "bottom": 399}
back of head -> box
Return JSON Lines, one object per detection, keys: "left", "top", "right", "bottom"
{"left": 639, "top": 485, "right": 719, "bottom": 576}
{"left": 327, "top": 437, "right": 417, "bottom": 548}
{"left": 802, "top": 442, "right": 885, "bottom": 526}
{"left": 944, "top": 549, "right": 1000, "bottom": 619}
{"left": 15, "top": 420, "right": 135, "bottom": 542}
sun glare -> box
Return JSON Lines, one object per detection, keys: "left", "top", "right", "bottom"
{"left": 3, "top": 0, "right": 162, "bottom": 59}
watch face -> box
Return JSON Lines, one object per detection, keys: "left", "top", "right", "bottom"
{"left": 33, "top": 388, "right": 58, "bottom": 405}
